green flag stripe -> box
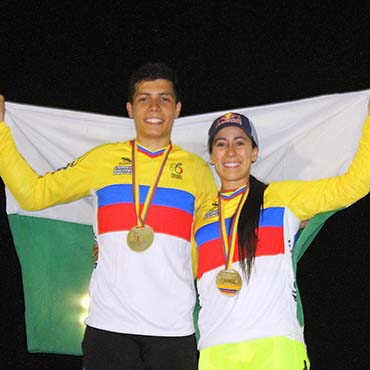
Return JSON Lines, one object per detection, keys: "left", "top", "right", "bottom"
{"left": 9, "top": 214, "right": 94, "bottom": 355}
{"left": 293, "top": 210, "right": 338, "bottom": 326}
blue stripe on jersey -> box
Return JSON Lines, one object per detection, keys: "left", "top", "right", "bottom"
{"left": 96, "top": 184, "right": 195, "bottom": 214}
{"left": 260, "top": 207, "right": 285, "bottom": 227}
{"left": 195, "top": 207, "right": 285, "bottom": 247}
{"left": 195, "top": 221, "right": 220, "bottom": 247}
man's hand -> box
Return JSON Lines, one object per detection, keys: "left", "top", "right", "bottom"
{"left": 0, "top": 95, "right": 4, "bottom": 122}
{"left": 92, "top": 241, "right": 99, "bottom": 263}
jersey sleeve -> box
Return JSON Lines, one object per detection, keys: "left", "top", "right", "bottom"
{"left": 193, "top": 159, "right": 218, "bottom": 223}
{"left": 268, "top": 115, "right": 370, "bottom": 220}
{"left": 0, "top": 121, "right": 98, "bottom": 210}
{"left": 191, "top": 157, "right": 218, "bottom": 278}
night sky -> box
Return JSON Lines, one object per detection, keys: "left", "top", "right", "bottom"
{"left": 1, "top": 2, "right": 370, "bottom": 369}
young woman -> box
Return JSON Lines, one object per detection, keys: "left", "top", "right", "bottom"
{"left": 194, "top": 107, "right": 370, "bottom": 370}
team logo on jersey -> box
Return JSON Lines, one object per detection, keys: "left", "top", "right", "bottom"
{"left": 204, "top": 201, "right": 219, "bottom": 219}
{"left": 113, "top": 157, "right": 132, "bottom": 175}
{"left": 119, "top": 157, "right": 132, "bottom": 164}
{"left": 169, "top": 162, "right": 183, "bottom": 179}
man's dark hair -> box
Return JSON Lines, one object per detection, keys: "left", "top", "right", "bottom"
{"left": 127, "top": 62, "right": 182, "bottom": 103}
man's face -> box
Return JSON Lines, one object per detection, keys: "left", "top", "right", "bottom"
{"left": 126, "top": 79, "right": 181, "bottom": 149}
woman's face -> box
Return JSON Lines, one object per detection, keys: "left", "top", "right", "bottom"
{"left": 210, "top": 126, "right": 258, "bottom": 191}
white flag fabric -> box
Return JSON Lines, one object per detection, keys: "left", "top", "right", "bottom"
{"left": 3, "top": 88, "right": 370, "bottom": 355}
{"left": 5, "top": 89, "right": 370, "bottom": 224}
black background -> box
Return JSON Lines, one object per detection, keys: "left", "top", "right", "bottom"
{"left": 1, "top": 2, "right": 370, "bottom": 369}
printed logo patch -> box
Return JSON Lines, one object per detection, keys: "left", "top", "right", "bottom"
{"left": 204, "top": 201, "right": 218, "bottom": 219}
{"left": 169, "top": 162, "right": 183, "bottom": 179}
{"left": 113, "top": 157, "right": 132, "bottom": 175}
{"left": 215, "top": 112, "right": 243, "bottom": 128}
{"left": 120, "top": 157, "right": 132, "bottom": 165}
{"left": 113, "top": 166, "right": 132, "bottom": 175}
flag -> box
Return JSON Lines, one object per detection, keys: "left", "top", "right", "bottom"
{"left": 4, "top": 89, "right": 370, "bottom": 354}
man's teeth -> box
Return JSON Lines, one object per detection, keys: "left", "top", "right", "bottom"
{"left": 146, "top": 118, "right": 163, "bottom": 123}
{"left": 224, "top": 162, "right": 240, "bottom": 167}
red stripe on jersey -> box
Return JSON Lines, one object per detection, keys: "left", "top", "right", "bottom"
{"left": 98, "top": 203, "right": 193, "bottom": 241}
{"left": 257, "top": 226, "right": 285, "bottom": 256}
{"left": 198, "top": 226, "right": 284, "bottom": 279}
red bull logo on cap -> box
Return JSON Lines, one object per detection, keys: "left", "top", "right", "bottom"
{"left": 214, "top": 112, "right": 243, "bottom": 129}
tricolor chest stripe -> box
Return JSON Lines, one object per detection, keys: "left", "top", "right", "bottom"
{"left": 196, "top": 207, "right": 286, "bottom": 278}
{"left": 97, "top": 185, "right": 195, "bottom": 241}
{"left": 196, "top": 207, "right": 285, "bottom": 247}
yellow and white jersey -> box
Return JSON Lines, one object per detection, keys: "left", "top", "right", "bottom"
{"left": 194, "top": 116, "right": 370, "bottom": 350}
{"left": 0, "top": 123, "right": 217, "bottom": 336}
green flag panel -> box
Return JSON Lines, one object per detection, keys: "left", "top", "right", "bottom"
{"left": 9, "top": 214, "right": 94, "bottom": 355}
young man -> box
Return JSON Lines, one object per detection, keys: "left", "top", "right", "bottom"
{"left": 0, "top": 63, "right": 217, "bottom": 370}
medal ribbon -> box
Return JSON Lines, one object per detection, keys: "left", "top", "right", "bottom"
{"left": 218, "top": 184, "right": 249, "bottom": 271}
{"left": 131, "top": 140, "right": 172, "bottom": 228}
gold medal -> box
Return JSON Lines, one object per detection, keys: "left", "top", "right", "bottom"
{"left": 127, "top": 225, "right": 154, "bottom": 252}
{"left": 216, "top": 269, "right": 242, "bottom": 297}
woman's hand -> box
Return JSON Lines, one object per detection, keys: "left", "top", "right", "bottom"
{"left": 0, "top": 95, "right": 4, "bottom": 122}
